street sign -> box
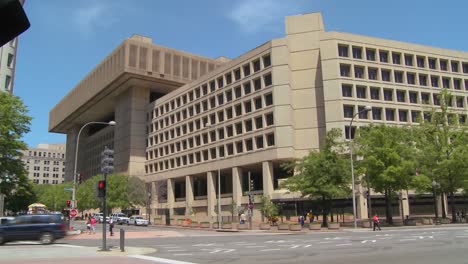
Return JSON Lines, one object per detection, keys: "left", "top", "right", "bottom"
{"left": 64, "top": 188, "right": 73, "bottom": 192}
{"left": 70, "top": 209, "right": 78, "bottom": 218}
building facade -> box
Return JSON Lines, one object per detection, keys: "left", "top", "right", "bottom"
{"left": 21, "top": 144, "right": 66, "bottom": 185}
{"left": 50, "top": 13, "right": 468, "bottom": 221}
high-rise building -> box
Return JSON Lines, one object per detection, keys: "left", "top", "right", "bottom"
{"left": 49, "top": 13, "right": 468, "bottom": 221}
{"left": 21, "top": 144, "right": 66, "bottom": 185}
{"left": 0, "top": 0, "right": 25, "bottom": 94}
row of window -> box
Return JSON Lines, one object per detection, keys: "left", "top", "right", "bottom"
{"left": 32, "top": 179, "right": 62, "bottom": 184}
{"left": 147, "top": 112, "right": 274, "bottom": 158}
{"left": 151, "top": 53, "right": 272, "bottom": 119}
{"left": 148, "top": 93, "right": 274, "bottom": 146}
{"left": 32, "top": 173, "right": 63, "bottom": 178}
{"left": 29, "top": 166, "right": 64, "bottom": 172}
{"left": 26, "top": 151, "right": 65, "bottom": 159}
{"left": 146, "top": 133, "right": 275, "bottom": 173}
{"left": 338, "top": 44, "right": 468, "bottom": 74}
{"left": 342, "top": 84, "right": 468, "bottom": 108}
{"left": 343, "top": 105, "right": 467, "bottom": 124}
{"left": 25, "top": 160, "right": 65, "bottom": 165}
{"left": 339, "top": 64, "right": 468, "bottom": 90}
{"left": 149, "top": 73, "right": 273, "bottom": 134}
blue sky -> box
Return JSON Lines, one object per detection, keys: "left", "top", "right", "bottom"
{"left": 14, "top": 0, "right": 468, "bottom": 148}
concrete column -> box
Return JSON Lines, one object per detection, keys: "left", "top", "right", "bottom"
{"left": 232, "top": 167, "right": 243, "bottom": 207}
{"left": 356, "top": 184, "right": 368, "bottom": 220}
{"left": 185, "top": 175, "right": 194, "bottom": 216}
{"left": 167, "top": 178, "right": 175, "bottom": 216}
{"left": 400, "top": 191, "right": 410, "bottom": 218}
{"left": 262, "top": 161, "right": 274, "bottom": 198}
{"left": 207, "top": 171, "right": 217, "bottom": 220}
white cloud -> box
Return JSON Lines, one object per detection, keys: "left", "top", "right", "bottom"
{"left": 228, "top": 0, "right": 307, "bottom": 33}
{"left": 71, "top": 2, "right": 119, "bottom": 37}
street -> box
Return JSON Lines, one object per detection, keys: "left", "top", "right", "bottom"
{"left": 1, "top": 225, "right": 468, "bottom": 264}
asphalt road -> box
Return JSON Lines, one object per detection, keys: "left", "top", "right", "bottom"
{"left": 1, "top": 225, "right": 468, "bottom": 264}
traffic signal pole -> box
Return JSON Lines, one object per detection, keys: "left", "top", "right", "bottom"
{"left": 101, "top": 172, "right": 108, "bottom": 251}
{"left": 99, "top": 146, "right": 114, "bottom": 252}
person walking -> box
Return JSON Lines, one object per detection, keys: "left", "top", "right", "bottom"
{"left": 373, "top": 214, "right": 381, "bottom": 231}
{"left": 109, "top": 218, "right": 115, "bottom": 236}
{"left": 86, "top": 217, "right": 91, "bottom": 234}
{"left": 90, "top": 216, "right": 97, "bottom": 234}
{"left": 240, "top": 213, "right": 246, "bottom": 224}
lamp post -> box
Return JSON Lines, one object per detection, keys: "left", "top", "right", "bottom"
{"left": 147, "top": 192, "right": 152, "bottom": 224}
{"left": 349, "top": 105, "right": 372, "bottom": 229}
{"left": 432, "top": 180, "right": 439, "bottom": 225}
{"left": 71, "top": 121, "right": 116, "bottom": 229}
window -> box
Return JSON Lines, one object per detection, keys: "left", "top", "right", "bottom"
{"left": 342, "top": 84, "right": 352, "bottom": 97}
{"left": 407, "top": 73, "right": 416, "bottom": 85}
{"left": 419, "top": 74, "right": 428, "bottom": 86}
{"left": 451, "top": 61, "right": 459, "bottom": 72}
{"left": 235, "top": 104, "right": 242, "bottom": 116}
{"left": 358, "top": 106, "right": 369, "bottom": 119}
{"left": 234, "top": 68, "right": 241, "bottom": 81}
{"left": 411, "top": 110, "right": 421, "bottom": 123}
{"left": 234, "top": 86, "right": 242, "bottom": 98}
{"left": 253, "top": 59, "right": 261, "bottom": 72}
{"left": 356, "top": 86, "right": 366, "bottom": 99}
{"left": 266, "top": 133, "right": 275, "bottom": 146}
{"left": 245, "top": 138, "right": 253, "bottom": 151}
{"left": 368, "top": 68, "right": 378, "bottom": 80}
{"left": 253, "top": 78, "right": 262, "bottom": 91}
{"left": 264, "top": 73, "right": 272, "bottom": 87}
{"left": 235, "top": 122, "right": 243, "bottom": 134}
{"left": 217, "top": 94, "right": 224, "bottom": 105}
{"left": 226, "top": 107, "right": 233, "bottom": 119}
{"left": 226, "top": 90, "right": 233, "bottom": 102}
{"left": 352, "top": 46, "right": 362, "bottom": 59}
{"left": 5, "top": 75, "right": 11, "bottom": 90}
{"left": 433, "top": 94, "right": 440, "bottom": 105}
{"left": 383, "top": 89, "right": 393, "bottom": 101}
{"left": 459, "top": 115, "right": 467, "bottom": 124}
{"left": 431, "top": 76, "right": 440, "bottom": 87}
{"left": 421, "top": 93, "right": 430, "bottom": 104}
{"left": 264, "top": 93, "right": 273, "bottom": 106}
{"left": 404, "top": 54, "right": 414, "bottom": 66}
{"left": 245, "top": 119, "right": 253, "bottom": 131}
{"left": 340, "top": 64, "right": 351, "bottom": 77}
{"left": 354, "top": 66, "right": 364, "bottom": 78}
{"left": 217, "top": 77, "right": 224, "bottom": 89}
{"left": 392, "top": 52, "right": 401, "bottom": 64}
{"left": 255, "top": 135, "right": 264, "bottom": 149}
{"left": 396, "top": 90, "right": 406, "bottom": 102}
{"left": 456, "top": 97, "right": 464, "bottom": 108}
{"left": 385, "top": 108, "right": 395, "bottom": 121}
{"left": 428, "top": 58, "right": 437, "bottom": 69}
{"left": 465, "top": 80, "right": 468, "bottom": 91}
{"left": 394, "top": 71, "right": 403, "bottom": 83}
{"left": 370, "top": 87, "right": 380, "bottom": 100}
{"left": 265, "top": 113, "right": 274, "bottom": 126}
{"left": 244, "top": 101, "right": 252, "bottom": 113}
{"left": 399, "top": 110, "right": 408, "bottom": 122}
{"left": 338, "top": 45, "right": 349, "bottom": 57}
{"left": 344, "top": 126, "right": 356, "bottom": 139}
{"left": 381, "top": 69, "right": 391, "bottom": 82}
{"left": 243, "top": 82, "right": 251, "bottom": 95}
{"left": 225, "top": 73, "right": 232, "bottom": 85}
{"left": 243, "top": 64, "right": 250, "bottom": 77}
{"left": 409, "top": 91, "right": 418, "bottom": 103}
{"left": 442, "top": 78, "right": 450, "bottom": 88}
{"left": 7, "top": 53, "right": 14, "bottom": 67}
{"left": 454, "top": 79, "right": 461, "bottom": 90}
{"left": 440, "top": 60, "right": 448, "bottom": 71}
{"left": 366, "top": 49, "right": 376, "bottom": 61}
{"left": 379, "top": 50, "right": 388, "bottom": 63}
{"left": 417, "top": 56, "right": 425, "bottom": 68}
{"left": 372, "top": 108, "right": 382, "bottom": 120}
{"left": 263, "top": 54, "right": 271, "bottom": 68}
{"left": 255, "top": 116, "right": 263, "bottom": 129}
{"left": 254, "top": 96, "right": 262, "bottom": 109}
{"left": 227, "top": 125, "right": 233, "bottom": 137}
{"left": 343, "top": 105, "right": 354, "bottom": 118}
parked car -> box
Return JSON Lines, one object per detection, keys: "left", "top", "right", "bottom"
{"left": 93, "top": 213, "right": 109, "bottom": 223}
{"left": 0, "top": 214, "right": 66, "bottom": 245}
{"left": 0, "top": 217, "right": 14, "bottom": 225}
{"left": 110, "top": 213, "right": 129, "bottom": 225}
{"left": 127, "top": 216, "right": 149, "bottom": 226}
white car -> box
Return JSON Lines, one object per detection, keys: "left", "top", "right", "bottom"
{"left": 111, "top": 213, "right": 129, "bottom": 225}
{"left": 127, "top": 216, "right": 149, "bottom": 226}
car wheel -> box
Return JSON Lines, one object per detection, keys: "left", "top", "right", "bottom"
{"left": 40, "top": 232, "right": 54, "bottom": 245}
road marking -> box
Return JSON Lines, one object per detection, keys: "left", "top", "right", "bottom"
{"left": 418, "top": 236, "right": 434, "bottom": 239}
{"left": 53, "top": 244, "right": 84, "bottom": 248}
{"left": 260, "top": 248, "right": 281, "bottom": 252}
{"left": 318, "top": 241, "right": 332, "bottom": 244}
{"left": 163, "top": 246, "right": 181, "bottom": 249}
{"left": 168, "top": 249, "right": 186, "bottom": 252}
{"left": 193, "top": 243, "right": 216, "bottom": 247}
{"left": 201, "top": 248, "right": 236, "bottom": 254}
{"left": 361, "top": 240, "right": 376, "bottom": 243}
{"left": 304, "top": 245, "right": 312, "bottom": 248}
{"left": 250, "top": 246, "right": 267, "bottom": 248}
{"left": 129, "top": 255, "right": 197, "bottom": 264}
{"left": 336, "top": 243, "right": 352, "bottom": 247}
{"left": 455, "top": 236, "right": 468, "bottom": 238}
{"left": 400, "top": 239, "right": 417, "bottom": 241}
{"left": 173, "top": 254, "right": 193, "bottom": 256}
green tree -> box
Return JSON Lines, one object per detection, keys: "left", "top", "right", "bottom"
{"left": 0, "top": 92, "right": 33, "bottom": 214}
{"left": 127, "top": 176, "right": 146, "bottom": 207}
{"left": 259, "top": 196, "right": 278, "bottom": 221}
{"left": 354, "top": 125, "right": 416, "bottom": 224}
{"left": 412, "top": 89, "right": 468, "bottom": 221}
{"left": 281, "top": 129, "right": 351, "bottom": 226}
{"left": 33, "top": 182, "right": 72, "bottom": 211}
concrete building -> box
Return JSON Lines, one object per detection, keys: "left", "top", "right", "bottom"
{"left": 49, "top": 13, "right": 468, "bottom": 222}
{"left": 21, "top": 144, "right": 66, "bottom": 185}
{"left": 0, "top": 0, "right": 25, "bottom": 94}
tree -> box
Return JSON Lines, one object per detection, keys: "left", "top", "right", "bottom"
{"left": 259, "top": 196, "right": 278, "bottom": 222}
{"left": 127, "top": 176, "right": 146, "bottom": 208}
{"left": 33, "top": 182, "right": 72, "bottom": 211}
{"left": 411, "top": 89, "right": 468, "bottom": 221}
{"left": 281, "top": 129, "right": 351, "bottom": 226}
{"left": 0, "top": 92, "right": 33, "bottom": 214}
{"left": 354, "top": 125, "right": 416, "bottom": 224}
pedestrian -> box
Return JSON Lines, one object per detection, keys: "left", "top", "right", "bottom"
{"left": 299, "top": 215, "right": 305, "bottom": 227}
{"left": 86, "top": 217, "right": 91, "bottom": 234}
{"left": 109, "top": 218, "right": 114, "bottom": 236}
{"left": 373, "top": 214, "right": 381, "bottom": 231}
{"left": 307, "top": 210, "right": 314, "bottom": 223}
{"left": 90, "top": 216, "right": 97, "bottom": 234}
{"left": 240, "top": 213, "right": 246, "bottom": 224}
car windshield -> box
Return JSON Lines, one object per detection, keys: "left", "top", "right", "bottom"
{"left": 135, "top": 216, "right": 143, "bottom": 220}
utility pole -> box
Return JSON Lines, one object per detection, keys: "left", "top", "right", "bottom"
{"left": 99, "top": 147, "right": 114, "bottom": 251}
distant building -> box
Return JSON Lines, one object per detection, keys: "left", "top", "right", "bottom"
{"left": 0, "top": 0, "right": 25, "bottom": 94}
{"left": 21, "top": 144, "right": 66, "bottom": 185}
{"left": 50, "top": 13, "right": 468, "bottom": 220}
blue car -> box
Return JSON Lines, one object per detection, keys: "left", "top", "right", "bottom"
{"left": 0, "top": 214, "right": 66, "bottom": 245}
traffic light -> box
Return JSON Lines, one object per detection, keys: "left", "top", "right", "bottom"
{"left": 66, "top": 200, "right": 71, "bottom": 208}
{"left": 77, "top": 173, "right": 81, "bottom": 184}
{"left": 249, "top": 179, "right": 255, "bottom": 191}
{"left": 101, "top": 147, "right": 114, "bottom": 174}
{"left": 97, "top": 180, "right": 106, "bottom": 198}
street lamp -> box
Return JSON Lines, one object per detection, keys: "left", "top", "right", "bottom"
{"left": 206, "top": 123, "right": 222, "bottom": 230}
{"left": 432, "top": 180, "right": 439, "bottom": 225}
{"left": 147, "top": 192, "right": 152, "bottom": 224}
{"left": 349, "top": 105, "right": 371, "bottom": 229}
{"left": 71, "top": 121, "right": 116, "bottom": 228}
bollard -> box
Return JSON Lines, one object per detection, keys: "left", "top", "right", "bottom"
{"left": 120, "top": 228, "right": 125, "bottom": 252}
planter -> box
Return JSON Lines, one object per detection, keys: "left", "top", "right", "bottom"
{"left": 277, "top": 223, "right": 290, "bottom": 230}
{"left": 309, "top": 223, "right": 322, "bottom": 230}
{"left": 259, "top": 223, "right": 271, "bottom": 230}
{"left": 328, "top": 223, "right": 340, "bottom": 230}
{"left": 212, "top": 223, "right": 219, "bottom": 229}
{"left": 422, "top": 218, "right": 433, "bottom": 225}
{"left": 191, "top": 222, "right": 199, "bottom": 228}
{"left": 222, "top": 223, "right": 233, "bottom": 229}
{"left": 200, "top": 222, "right": 210, "bottom": 228}
{"left": 182, "top": 220, "right": 191, "bottom": 227}
{"left": 361, "top": 221, "right": 372, "bottom": 228}
{"left": 153, "top": 218, "right": 162, "bottom": 225}
{"left": 289, "top": 224, "right": 302, "bottom": 231}
{"left": 237, "top": 223, "right": 248, "bottom": 230}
